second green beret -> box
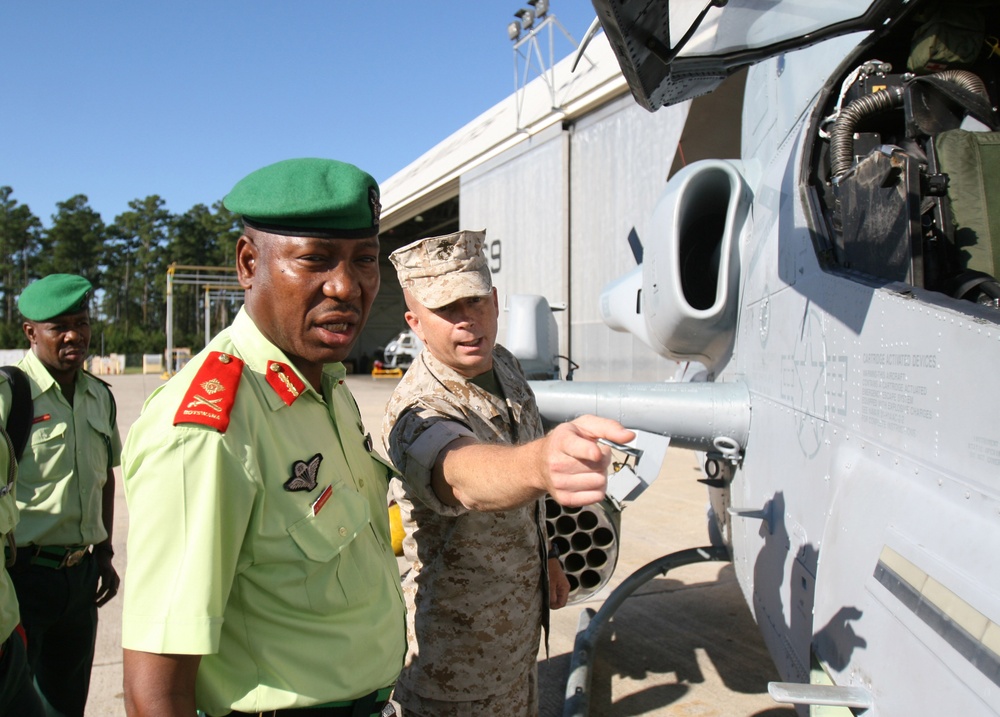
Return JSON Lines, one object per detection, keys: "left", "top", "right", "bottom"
{"left": 18, "top": 274, "right": 93, "bottom": 322}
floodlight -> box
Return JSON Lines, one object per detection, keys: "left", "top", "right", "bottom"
{"left": 514, "top": 8, "right": 534, "bottom": 31}
{"left": 528, "top": 0, "right": 548, "bottom": 17}
{"left": 507, "top": 20, "right": 521, "bottom": 41}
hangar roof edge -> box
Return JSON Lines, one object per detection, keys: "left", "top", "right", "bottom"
{"left": 379, "top": 32, "right": 628, "bottom": 232}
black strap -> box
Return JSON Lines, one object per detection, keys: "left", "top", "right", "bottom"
{"left": 0, "top": 366, "right": 33, "bottom": 463}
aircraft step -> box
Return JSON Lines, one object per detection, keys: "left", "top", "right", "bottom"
{"left": 769, "top": 682, "right": 873, "bottom": 709}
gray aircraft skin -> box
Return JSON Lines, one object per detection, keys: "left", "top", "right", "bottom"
{"left": 529, "top": 0, "right": 1000, "bottom": 713}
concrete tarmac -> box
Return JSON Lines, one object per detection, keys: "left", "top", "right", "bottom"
{"left": 86, "top": 372, "right": 794, "bottom": 717}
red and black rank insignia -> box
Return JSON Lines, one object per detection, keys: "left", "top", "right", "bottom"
{"left": 266, "top": 360, "right": 306, "bottom": 406}
{"left": 285, "top": 453, "right": 323, "bottom": 492}
{"left": 174, "top": 352, "right": 244, "bottom": 432}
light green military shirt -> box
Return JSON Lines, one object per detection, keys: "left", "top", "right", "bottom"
{"left": 122, "top": 308, "right": 405, "bottom": 715}
{"left": 0, "top": 350, "right": 121, "bottom": 547}
{"left": 0, "top": 380, "right": 19, "bottom": 643}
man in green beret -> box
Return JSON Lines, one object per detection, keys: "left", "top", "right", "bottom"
{"left": 0, "top": 273, "right": 122, "bottom": 717}
{"left": 121, "top": 158, "right": 405, "bottom": 717}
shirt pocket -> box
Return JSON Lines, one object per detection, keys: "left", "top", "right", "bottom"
{"left": 28, "top": 421, "right": 68, "bottom": 472}
{"left": 287, "top": 483, "right": 378, "bottom": 609}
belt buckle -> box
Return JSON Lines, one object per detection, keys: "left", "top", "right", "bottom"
{"left": 61, "top": 549, "right": 87, "bottom": 568}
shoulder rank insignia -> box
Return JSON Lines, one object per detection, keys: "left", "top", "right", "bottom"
{"left": 266, "top": 360, "right": 306, "bottom": 406}
{"left": 174, "top": 351, "right": 244, "bottom": 432}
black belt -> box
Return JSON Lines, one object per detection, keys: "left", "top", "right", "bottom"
{"left": 226, "top": 687, "right": 395, "bottom": 717}
{"left": 4, "top": 545, "right": 90, "bottom": 569}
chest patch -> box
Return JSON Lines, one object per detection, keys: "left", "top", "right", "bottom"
{"left": 284, "top": 452, "right": 323, "bottom": 492}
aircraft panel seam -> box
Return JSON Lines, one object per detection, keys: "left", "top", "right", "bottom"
{"left": 873, "top": 545, "right": 1000, "bottom": 689}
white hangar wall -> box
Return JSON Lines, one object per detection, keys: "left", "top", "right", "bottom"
{"left": 460, "top": 126, "right": 569, "bottom": 353}
{"left": 460, "top": 94, "right": 689, "bottom": 382}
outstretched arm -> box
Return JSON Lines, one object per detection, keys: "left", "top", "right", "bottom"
{"left": 431, "top": 415, "right": 634, "bottom": 511}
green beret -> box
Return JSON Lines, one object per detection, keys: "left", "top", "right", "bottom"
{"left": 18, "top": 274, "right": 93, "bottom": 321}
{"left": 223, "top": 158, "right": 381, "bottom": 239}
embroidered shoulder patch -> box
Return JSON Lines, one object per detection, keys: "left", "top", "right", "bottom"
{"left": 174, "top": 351, "right": 244, "bottom": 432}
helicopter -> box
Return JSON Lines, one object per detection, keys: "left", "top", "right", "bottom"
{"left": 525, "top": 0, "right": 1000, "bottom": 714}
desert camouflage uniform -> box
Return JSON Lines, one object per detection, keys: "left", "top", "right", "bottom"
{"left": 383, "top": 344, "right": 547, "bottom": 717}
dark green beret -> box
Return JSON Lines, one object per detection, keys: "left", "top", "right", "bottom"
{"left": 223, "top": 158, "right": 381, "bottom": 239}
{"left": 18, "top": 274, "right": 93, "bottom": 321}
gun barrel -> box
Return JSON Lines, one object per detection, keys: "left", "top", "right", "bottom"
{"left": 529, "top": 380, "right": 751, "bottom": 453}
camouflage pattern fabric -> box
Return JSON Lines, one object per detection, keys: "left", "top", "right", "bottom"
{"left": 391, "top": 662, "right": 537, "bottom": 717}
{"left": 388, "top": 230, "right": 492, "bottom": 309}
{"left": 383, "top": 344, "right": 546, "bottom": 711}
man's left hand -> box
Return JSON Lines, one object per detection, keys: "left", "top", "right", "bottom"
{"left": 94, "top": 549, "right": 120, "bottom": 607}
{"left": 549, "top": 558, "right": 571, "bottom": 609}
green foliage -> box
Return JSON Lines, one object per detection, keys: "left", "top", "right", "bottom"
{"left": 0, "top": 186, "right": 42, "bottom": 324}
{"left": 39, "top": 195, "right": 107, "bottom": 286}
{"left": 0, "top": 321, "right": 28, "bottom": 350}
{"left": 98, "top": 321, "right": 166, "bottom": 356}
{"left": 0, "top": 186, "right": 241, "bottom": 355}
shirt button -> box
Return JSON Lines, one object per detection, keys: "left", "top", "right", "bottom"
{"left": 359, "top": 479, "right": 365, "bottom": 488}
{"left": 339, "top": 527, "right": 347, "bottom": 537}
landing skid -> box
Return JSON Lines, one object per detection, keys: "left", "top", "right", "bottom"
{"left": 562, "top": 545, "right": 731, "bottom": 717}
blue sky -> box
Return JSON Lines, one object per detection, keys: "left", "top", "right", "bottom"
{"left": 2, "top": 1, "right": 599, "bottom": 227}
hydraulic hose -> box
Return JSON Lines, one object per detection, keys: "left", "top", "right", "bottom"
{"left": 830, "top": 85, "right": 905, "bottom": 178}
{"left": 830, "top": 70, "right": 990, "bottom": 178}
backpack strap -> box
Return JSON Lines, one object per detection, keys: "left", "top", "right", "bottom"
{"left": 0, "top": 366, "right": 33, "bottom": 463}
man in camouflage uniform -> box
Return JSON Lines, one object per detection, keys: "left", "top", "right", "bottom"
{"left": 383, "top": 230, "right": 633, "bottom": 717}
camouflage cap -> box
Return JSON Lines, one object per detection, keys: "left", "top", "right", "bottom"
{"left": 223, "top": 157, "right": 381, "bottom": 239}
{"left": 18, "top": 274, "right": 92, "bottom": 321}
{"left": 390, "top": 230, "right": 492, "bottom": 309}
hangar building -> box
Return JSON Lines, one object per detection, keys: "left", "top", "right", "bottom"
{"left": 361, "top": 29, "right": 742, "bottom": 383}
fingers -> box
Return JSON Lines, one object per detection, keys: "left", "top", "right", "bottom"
{"left": 548, "top": 559, "right": 571, "bottom": 609}
{"left": 542, "top": 416, "right": 635, "bottom": 507}
{"left": 95, "top": 568, "right": 121, "bottom": 607}
{"left": 568, "top": 415, "right": 636, "bottom": 448}
{"left": 556, "top": 416, "right": 636, "bottom": 468}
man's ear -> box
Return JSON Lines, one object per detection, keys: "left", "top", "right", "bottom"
{"left": 404, "top": 310, "right": 424, "bottom": 341}
{"left": 22, "top": 322, "right": 35, "bottom": 345}
{"left": 235, "top": 235, "right": 257, "bottom": 289}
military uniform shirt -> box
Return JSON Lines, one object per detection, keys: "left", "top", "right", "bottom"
{"left": 0, "top": 350, "right": 121, "bottom": 547}
{"left": 121, "top": 308, "right": 405, "bottom": 715}
{"left": 383, "top": 344, "right": 546, "bottom": 701}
